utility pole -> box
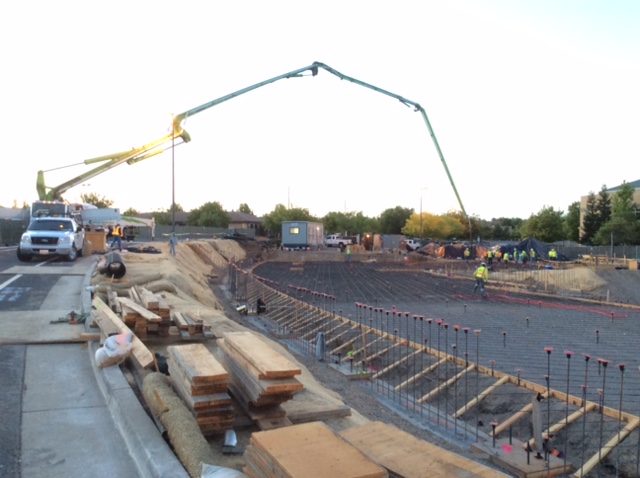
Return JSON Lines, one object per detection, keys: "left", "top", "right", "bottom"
{"left": 171, "top": 114, "right": 176, "bottom": 234}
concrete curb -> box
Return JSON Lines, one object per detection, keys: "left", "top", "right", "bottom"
{"left": 82, "top": 262, "right": 189, "bottom": 478}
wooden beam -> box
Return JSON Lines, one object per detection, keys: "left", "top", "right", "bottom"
{"left": 525, "top": 402, "right": 598, "bottom": 446}
{"left": 418, "top": 364, "right": 475, "bottom": 404}
{"left": 452, "top": 376, "right": 509, "bottom": 418}
{"left": 92, "top": 296, "right": 155, "bottom": 369}
{"left": 572, "top": 418, "right": 640, "bottom": 478}
{"left": 117, "top": 297, "right": 162, "bottom": 322}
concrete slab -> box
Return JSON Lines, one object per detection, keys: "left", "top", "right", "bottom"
{"left": 40, "top": 275, "right": 83, "bottom": 310}
{"left": 0, "top": 310, "right": 87, "bottom": 344}
{"left": 22, "top": 406, "right": 136, "bottom": 478}
{"left": 23, "top": 344, "right": 103, "bottom": 412}
{"left": 0, "top": 345, "right": 25, "bottom": 478}
{"left": 4, "top": 265, "right": 90, "bottom": 275}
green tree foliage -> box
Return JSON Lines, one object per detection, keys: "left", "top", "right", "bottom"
{"left": 122, "top": 207, "right": 139, "bottom": 216}
{"left": 520, "top": 206, "right": 565, "bottom": 243}
{"left": 594, "top": 181, "right": 640, "bottom": 245}
{"left": 188, "top": 201, "right": 230, "bottom": 227}
{"left": 262, "top": 204, "right": 318, "bottom": 235}
{"left": 238, "top": 203, "right": 254, "bottom": 215}
{"left": 564, "top": 201, "right": 581, "bottom": 242}
{"left": 596, "top": 185, "right": 612, "bottom": 225}
{"left": 80, "top": 192, "right": 114, "bottom": 208}
{"left": 489, "top": 217, "right": 523, "bottom": 241}
{"left": 152, "top": 204, "right": 184, "bottom": 225}
{"left": 321, "top": 211, "right": 378, "bottom": 236}
{"left": 403, "top": 212, "right": 464, "bottom": 240}
{"left": 378, "top": 206, "right": 413, "bottom": 234}
{"left": 581, "top": 192, "right": 599, "bottom": 244}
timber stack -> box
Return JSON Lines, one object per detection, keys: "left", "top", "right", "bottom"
{"left": 167, "top": 343, "right": 235, "bottom": 435}
{"left": 219, "top": 331, "right": 304, "bottom": 430}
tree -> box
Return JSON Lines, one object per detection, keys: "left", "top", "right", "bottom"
{"left": 321, "top": 211, "right": 378, "bottom": 236}
{"left": 122, "top": 207, "right": 139, "bottom": 216}
{"left": 152, "top": 204, "right": 184, "bottom": 226}
{"left": 520, "top": 206, "right": 565, "bottom": 243}
{"left": 378, "top": 206, "right": 413, "bottom": 235}
{"left": 80, "top": 192, "right": 114, "bottom": 208}
{"left": 187, "top": 202, "right": 229, "bottom": 227}
{"left": 564, "top": 201, "right": 581, "bottom": 242}
{"left": 594, "top": 181, "right": 639, "bottom": 245}
{"left": 238, "top": 203, "right": 254, "bottom": 215}
{"left": 581, "top": 192, "right": 599, "bottom": 244}
{"left": 596, "top": 185, "right": 612, "bottom": 225}
{"left": 262, "top": 204, "right": 318, "bottom": 235}
{"left": 403, "top": 212, "right": 464, "bottom": 240}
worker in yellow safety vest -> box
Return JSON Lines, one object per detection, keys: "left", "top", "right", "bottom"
{"left": 473, "top": 262, "right": 489, "bottom": 293}
{"left": 464, "top": 248, "right": 470, "bottom": 261}
{"left": 111, "top": 223, "right": 123, "bottom": 251}
{"left": 486, "top": 250, "right": 493, "bottom": 266}
{"left": 549, "top": 248, "right": 557, "bottom": 261}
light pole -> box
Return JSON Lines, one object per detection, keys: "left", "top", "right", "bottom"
{"left": 171, "top": 114, "right": 175, "bottom": 234}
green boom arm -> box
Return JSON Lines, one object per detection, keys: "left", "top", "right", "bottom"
{"left": 37, "top": 62, "right": 466, "bottom": 217}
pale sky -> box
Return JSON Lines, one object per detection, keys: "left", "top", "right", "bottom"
{"left": 2, "top": 1, "right": 639, "bottom": 220}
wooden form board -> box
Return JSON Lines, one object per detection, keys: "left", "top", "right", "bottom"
{"left": 339, "top": 421, "right": 508, "bottom": 478}
{"left": 222, "top": 331, "right": 301, "bottom": 379}
{"left": 167, "top": 344, "right": 228, "bottom": 383}
{"left": 91, "top": 296, "right": 155, "bottom": 369}
{"left": 246, "top": 421, "right": 388, "bottom": 478}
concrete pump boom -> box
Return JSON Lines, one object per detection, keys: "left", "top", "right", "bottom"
{"left": 36, "top": 61, "right": 467, "bottom": 217}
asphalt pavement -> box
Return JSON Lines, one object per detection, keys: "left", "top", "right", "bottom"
{"left": 0, "top": 250, "right": 187, "bottom": 478}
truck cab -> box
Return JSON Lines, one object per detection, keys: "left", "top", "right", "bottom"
{"left": 324, "top": 234, "right": 353, "bottom": 248}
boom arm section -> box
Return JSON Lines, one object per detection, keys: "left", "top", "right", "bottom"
{"left": 37, "top": 62, "right": 466, "bottom": 217}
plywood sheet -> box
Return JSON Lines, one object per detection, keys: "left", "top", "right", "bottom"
{"left": 340, "top": 422, "right": 508, "bottom": 478}
{"left": 250, "top": 421, "right": 387, "bottom": 478}
{"left": 167, "top": 343, "right": 228, "bottom": 383}
{"left": 222, "top": 331, "right": 301, "bottom": 379}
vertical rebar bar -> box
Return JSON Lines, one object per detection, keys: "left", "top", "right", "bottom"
{"left": 598, "top": 359, "right": 610, "bottom": 465}
{"left": 475, "top": 329, "right": 481, "bottom": 441}
{"left": 544, "top": 347, "right": 553, "bottom": 470}
{"left": 453, "top": 342, "right": 458, "bottom": 435}
{"left": 580, "top": 353, "right": 591, "bottom": 477}
{"left": 616, "top": 363, "right": 625, "bottom": 476}
{"left": 564, "top": 350, "right": 573, "bottom": 469}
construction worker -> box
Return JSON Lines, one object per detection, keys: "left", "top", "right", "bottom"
{"left": 530, "top": 248, "right": 536, "bottom": 264}
{"left": 520, "top": 249, "right": 528, "bottom": 265}
{"left": 346, "top": 245, "right": 352, "bottom": 263}
{"left": 111, "top": 223, "right": 123, "bottom": 251}
{"left": 549, "top": 248, "right": 557, "bottom": 261}
{"left": 473, "top": 262, "right": 489, "bottom": 293}
{"left": 464, "top": 247, "right": 470, "bottom": 261}
{"left": 486, "top": 250, "right": 493, "bottom": 267}
{"left": 503, "top": 251, "right": 509, "bottom": 267}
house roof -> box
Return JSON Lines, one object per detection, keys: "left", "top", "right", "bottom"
{"left": 228, "top": 211, "right": 263, "bottom": 224}
{"left": 606, "top": 179, "right": 640, "bottom": 193}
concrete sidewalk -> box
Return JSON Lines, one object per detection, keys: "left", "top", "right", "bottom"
{"left": 0, "top": 259, "right": 188, "bottom": 478}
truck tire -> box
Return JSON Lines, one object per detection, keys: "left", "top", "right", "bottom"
{"left": 16, "top": 248, "right": 32, "bottom": 263}
{"left": 67, "top": 245, "right": 78, "bottom": 262}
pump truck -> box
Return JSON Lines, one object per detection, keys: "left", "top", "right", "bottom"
{"left": 35, "top": 62, "right": 467, "bottom": 219}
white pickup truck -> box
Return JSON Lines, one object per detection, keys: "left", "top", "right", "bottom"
{"left": 324, "top": 234, "right": 353, "bottom": 248}
{"left": 17, "top": 217, "right": 85, "bottom": 262}
{"left": 404, "top": 238, "right": 422, "bottom": 251}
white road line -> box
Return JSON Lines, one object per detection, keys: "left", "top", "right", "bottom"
{"left": 0, "top": 274, "right": 22, "bottom": 291}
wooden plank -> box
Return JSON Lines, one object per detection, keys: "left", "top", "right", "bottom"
{"left": 172, "top": 311, "right": 189, "bottom": 330}
{"left": 340, "top": 421, "right": 507, "bottom": 478}
{"left": 167, "top": 343, "right": 228, "bottom": 383}
{"left": 222, "top": 331, "right": 301, "bottom": 379}
{"left": 250, "top": 421, "right": 387, "bottom": 478}
{"left": 256, "top": 416, "right": 293, "bottom": 431}
{"left": 137, "top": 286, "right": 159, "bottom": 309}
{"left": 92, "top": 308, "right": 121, "bottom": 338}
{"left": 117, "top": 297, "right": 162, "bottom": 322}
{"left": 92, "top": 296, "right": 155, "bottom": 369}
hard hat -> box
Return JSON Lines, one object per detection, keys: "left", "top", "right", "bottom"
{"left": 481, "top": 262, "right": 486, "bottom": 266}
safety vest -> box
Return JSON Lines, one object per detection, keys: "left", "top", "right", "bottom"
{"left": 464, "top": 249, "right": 470, "bottom": 257}
{"left": 487, "top": 251, "right": 493, "bottom": 258}
{"left": 475, "top": 266, "right": 488, "bottom": 280}
{"left": 503, "top": 253, "right": 509, "bottom": 261}
{"left": 531, "top": 250, "right": 536, "bottom": 258}
{"left": 113, "top": 226, "right": 122, "bottom": 236}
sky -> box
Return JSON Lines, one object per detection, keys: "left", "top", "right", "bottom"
{"left": 1, "top": 1, "right": 639, "bottom": 221}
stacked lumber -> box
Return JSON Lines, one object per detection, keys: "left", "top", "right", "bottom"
{"left": 243, "top": 421, "right": 388, "bottom": 478}
{"left": 136, "top": 286, "right": 172, "bottom": 336}
{"left": 172, "top": 310, "right": 212, "bottom": 338}
{"left": 167, "top": 343, "right": 235, "bottom": 435}
{"left": 219, "top": 331, "right": 303, "bottom": 427}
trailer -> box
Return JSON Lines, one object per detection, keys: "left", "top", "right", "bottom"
{"left": 281, "top": 221, "right": 324, "bottom": 251}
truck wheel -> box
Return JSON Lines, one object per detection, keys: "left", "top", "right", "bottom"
{"left": 16, "top": 248, "right": 32, "bottom": 263}
{"left": 67, "top": 245, "right": 78, "bottom": 262}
